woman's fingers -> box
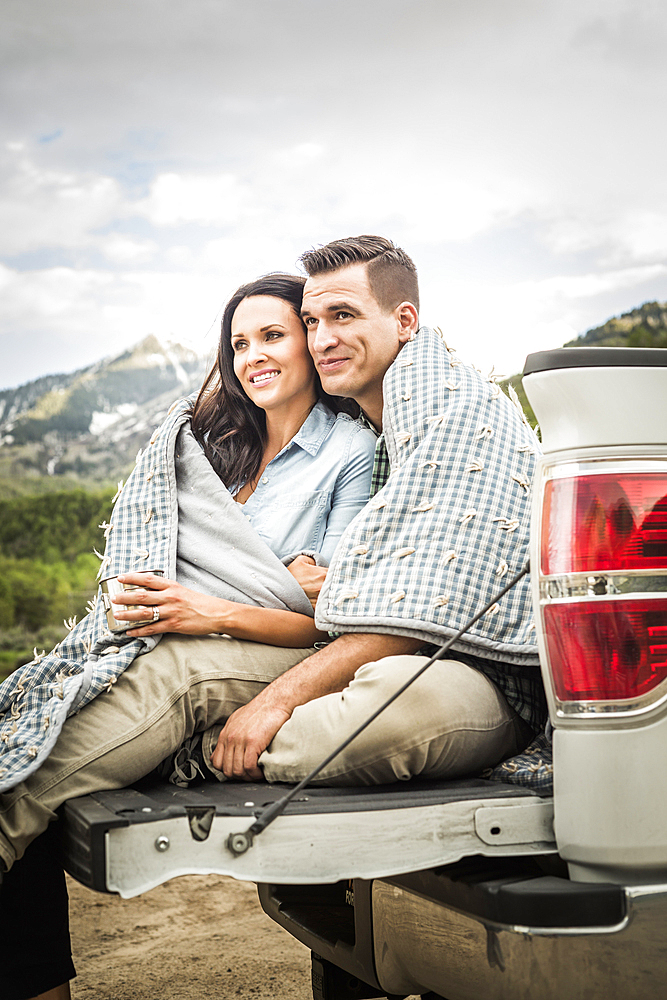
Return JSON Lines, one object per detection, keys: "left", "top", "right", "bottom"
{"left": 116, "top": 604, "right": 162, "bottom": 619}
{"left": 117, "top": 572, "right": 170, "bottom": 589}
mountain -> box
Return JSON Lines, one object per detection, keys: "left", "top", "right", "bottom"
{"left": 0, "top": 336, "right": 208, "bottom": 496}
{"left": 2, "top": 299, "right": 664, "bottom": 495}
{"left": 564, "top": 301, "right": 667, "bottom": 349}
{"left": 500, "top": 300, "right": 667, "bottom": 430}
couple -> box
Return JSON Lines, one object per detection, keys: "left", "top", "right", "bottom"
{"left": 1, "top": 235, "right": 545, "bottom": 1000}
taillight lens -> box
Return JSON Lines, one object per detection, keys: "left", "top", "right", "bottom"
{"left": 542, "top": 473, "right": 667, "bottom": 575}
{"left": 544, "top": 599, "right": 667, "bottom": 701}
{"left": 538, "top": 465, "right": 667, "bottom": 713}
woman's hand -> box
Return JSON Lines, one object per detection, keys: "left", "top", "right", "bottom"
{"left": 112, "top": 572, "right": 229, "bottom": 637}
{"left": 286, "top": 555, "right": 327, "bottom": 611}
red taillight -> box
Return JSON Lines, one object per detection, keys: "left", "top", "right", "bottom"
{"left": 544, "top": 599, "right": 667, "bottom": 702}
{"left": 542, "top": 473, "right": 667, "bottom": 575}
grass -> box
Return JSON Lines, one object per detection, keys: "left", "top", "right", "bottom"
{"left": 0, "top": 626, "right": 66, "bottom": 683}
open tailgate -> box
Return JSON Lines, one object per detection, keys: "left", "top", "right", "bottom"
{"left": 60, "top": 775, "right": 555, "bottom": 898}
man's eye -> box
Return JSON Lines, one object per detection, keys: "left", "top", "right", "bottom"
{"left": 303, "top": 317, "right": 317, "bottom": 326}
{"left": 335, "top": 312, "right": 351, "bottom": 321}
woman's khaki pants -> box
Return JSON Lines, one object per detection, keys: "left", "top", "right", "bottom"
{"left": 0, "top": 633, "right": 531, "bottom": 869}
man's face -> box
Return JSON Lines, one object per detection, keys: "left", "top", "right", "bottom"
{"left": 301, "top": 263, "right": 413, "bottom": 421}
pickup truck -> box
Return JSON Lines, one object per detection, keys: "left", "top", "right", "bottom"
{"left": 60, "top": 345, "right": 667, "bottom": 999}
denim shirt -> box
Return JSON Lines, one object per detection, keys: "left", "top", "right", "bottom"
{"left": 237, "top": 401, "right": 377, "bottom": 563}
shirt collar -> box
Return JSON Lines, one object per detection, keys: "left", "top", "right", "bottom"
{"left": 357, "top": 410, "right": 379, "bottom": 437}
{"left": 291, "top": 399, "right": 337, "bottom": 456}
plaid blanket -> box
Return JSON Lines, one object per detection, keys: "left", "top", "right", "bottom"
{"left": 316, "top": 327, "right": 540, "bottom": 664}
{"left": 0, "top": 398, "right": 312, "bottom": 792}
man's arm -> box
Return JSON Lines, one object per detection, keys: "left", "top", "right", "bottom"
{"left": 210, "top": 632, "right": 424, "bottom": 779}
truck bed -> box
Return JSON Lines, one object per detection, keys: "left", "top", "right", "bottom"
{"left": 60, "top": 774, "right": 555, "bottom": 898}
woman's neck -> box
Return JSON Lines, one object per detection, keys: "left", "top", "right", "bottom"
{"left": 233, "top": 397, "right": 317, "bottom": 504}
{"left": 263, "top": 398, "right": 317, "bottom": 459}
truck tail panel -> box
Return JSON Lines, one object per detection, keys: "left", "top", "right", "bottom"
{"left": 523, "top": 347, "right": 667, "bottom": 884}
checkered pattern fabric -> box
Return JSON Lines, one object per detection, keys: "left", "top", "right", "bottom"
{"left": 356, "top": 413, "right": 389, "bottom": 498}
{"left": 316, "top": 327, "right": 541, "bottom": 665}
{"left": 485, "top": 730, "right": 554, "bottom": 794}
{"left": 0, "top": 398, "right": 190, "bottom": 792}
{"left": 371, "top": 436, "right": 390, "bottom": 497}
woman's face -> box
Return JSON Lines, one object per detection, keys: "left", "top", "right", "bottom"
{"left": 230, "top": 295, "right": 317, "bottom": 416}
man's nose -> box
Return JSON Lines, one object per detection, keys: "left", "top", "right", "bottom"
{"left": 309, "top": 322, "right": 338, "bottom": 356}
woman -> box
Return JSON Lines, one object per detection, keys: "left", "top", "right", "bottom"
{"left": 110, "top": 272, "right": 374, "bottom": 647}
{"left": 0, "top": 273, "right": 376, "bottom": 1000}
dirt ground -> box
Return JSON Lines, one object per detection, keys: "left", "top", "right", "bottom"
{"left": 67, "top": 873, "right": 423, "bottom": 999}
{"left": 67, "top": 873, "right": 315, "bottom": 1000}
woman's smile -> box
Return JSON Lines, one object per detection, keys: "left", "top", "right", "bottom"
{"left": 249, "top": 368, "right": 280, "bottom": 386}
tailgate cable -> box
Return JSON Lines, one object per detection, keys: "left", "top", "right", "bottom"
{"left": 226, "top": 561, "right": 530, "bottom": 856}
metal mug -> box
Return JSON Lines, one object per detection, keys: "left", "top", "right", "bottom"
{"left": 99, "top": 570, "right": 164, "bottom": 633}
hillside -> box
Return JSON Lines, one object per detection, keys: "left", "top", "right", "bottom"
{"left": 564, "top": 301, "right": 667, "bottom": 349}
{"left": 0, "top": 336, "right": 207, "bottom": 496}
{"left": 1, "top": 300, "right": 664, "bottom": 494}
{"left": 502, "top": 299, "right": 667, "bottom": 429}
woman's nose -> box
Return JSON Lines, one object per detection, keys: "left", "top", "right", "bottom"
{"left": 248, "top": 342, "right": 268, "bottom": 365}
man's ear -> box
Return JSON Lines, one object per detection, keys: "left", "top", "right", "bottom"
{"left": 395, "top": 301, "right": 420, "bottom": 343}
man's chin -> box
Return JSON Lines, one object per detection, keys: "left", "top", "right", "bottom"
{"left": 320, "top": 374, "right": 354, "bottom": 398}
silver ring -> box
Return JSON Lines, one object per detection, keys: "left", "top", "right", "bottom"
{"left": 152, "top": 606, "right": 160, "bottom": 622}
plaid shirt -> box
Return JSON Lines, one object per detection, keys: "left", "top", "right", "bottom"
{"left": 357, "top": 413, "right": 390, "bottom": 498}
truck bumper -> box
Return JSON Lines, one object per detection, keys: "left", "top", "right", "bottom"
{"left": 259, "top": 858, "right": 667, "bottom": 1000}
{"left": 372, "top": 870, "right": 667, "bottom": 999}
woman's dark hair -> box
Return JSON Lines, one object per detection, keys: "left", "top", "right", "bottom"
{"left": 190, "top": 273, "right": 350, "bottom": 489}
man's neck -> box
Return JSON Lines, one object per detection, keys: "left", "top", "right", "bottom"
{"left": 358, "top": 390, "right": 383, "bottom": 432}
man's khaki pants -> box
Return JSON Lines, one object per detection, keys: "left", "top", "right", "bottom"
{"left": 0, "top": 633, "right": 531, "bottom": 869}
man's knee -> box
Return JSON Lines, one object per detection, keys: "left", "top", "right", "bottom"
{"left": 348, "top": 654, "right": 508, "bottom": 729}
{"left": 263, "top": 653, "right": 520, "bottom": 785}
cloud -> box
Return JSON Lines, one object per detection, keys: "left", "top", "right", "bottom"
{"left": 1, "top": 0, "right": 666, "bottom": 388}
{"left": 0, "top": 262, "right": 225, "bottom": 387}
{"left": 421, "top": 261, "right": 667, "bottom": 375}
{"left": 137, "top": 172, "right": 247, "bottom": 226}
{"left": 0, "top": 146, "right": 124, "bottom": 255}
{"left": 99, "top": 234, "right": 159, "bottom": 264}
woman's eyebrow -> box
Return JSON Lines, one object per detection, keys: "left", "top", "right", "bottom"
{"left": 232, "top": 323, "right": 286, "bottom": 339}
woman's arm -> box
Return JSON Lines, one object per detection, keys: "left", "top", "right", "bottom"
{"left": 286, "top": 555, "right": 328, "bottom": 610}
{"left": 318, "top": 422, "right": 376, "bottom": 564}
{"left": 113, "top": 572, "right": 326, "bottom": 647}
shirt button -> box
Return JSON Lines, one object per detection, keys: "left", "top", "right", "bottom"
{"left": 261, "top": 477, "right": 269, "bottom": 484}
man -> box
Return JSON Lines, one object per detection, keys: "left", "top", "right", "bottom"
{"left": 1, "top": 236, "right": 544, "bottom": 1000}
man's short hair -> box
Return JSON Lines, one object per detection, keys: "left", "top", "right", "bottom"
{"left": 299, "top": 235, "right": 419, "bottom": 314}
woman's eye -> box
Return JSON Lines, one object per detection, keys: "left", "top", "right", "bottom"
{"left": 265, "top": 331, "right": 283, "bottom": 341}
{"left": 232, "top": 340, "right": 246, "bottom": 351}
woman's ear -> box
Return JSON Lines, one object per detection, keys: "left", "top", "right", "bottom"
{"left": 395, "top": 301, "right": 420, "bottom": 343}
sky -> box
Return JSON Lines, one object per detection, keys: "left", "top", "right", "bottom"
{"left": 1, "top": 0, "right": 667, "bottom": 389}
